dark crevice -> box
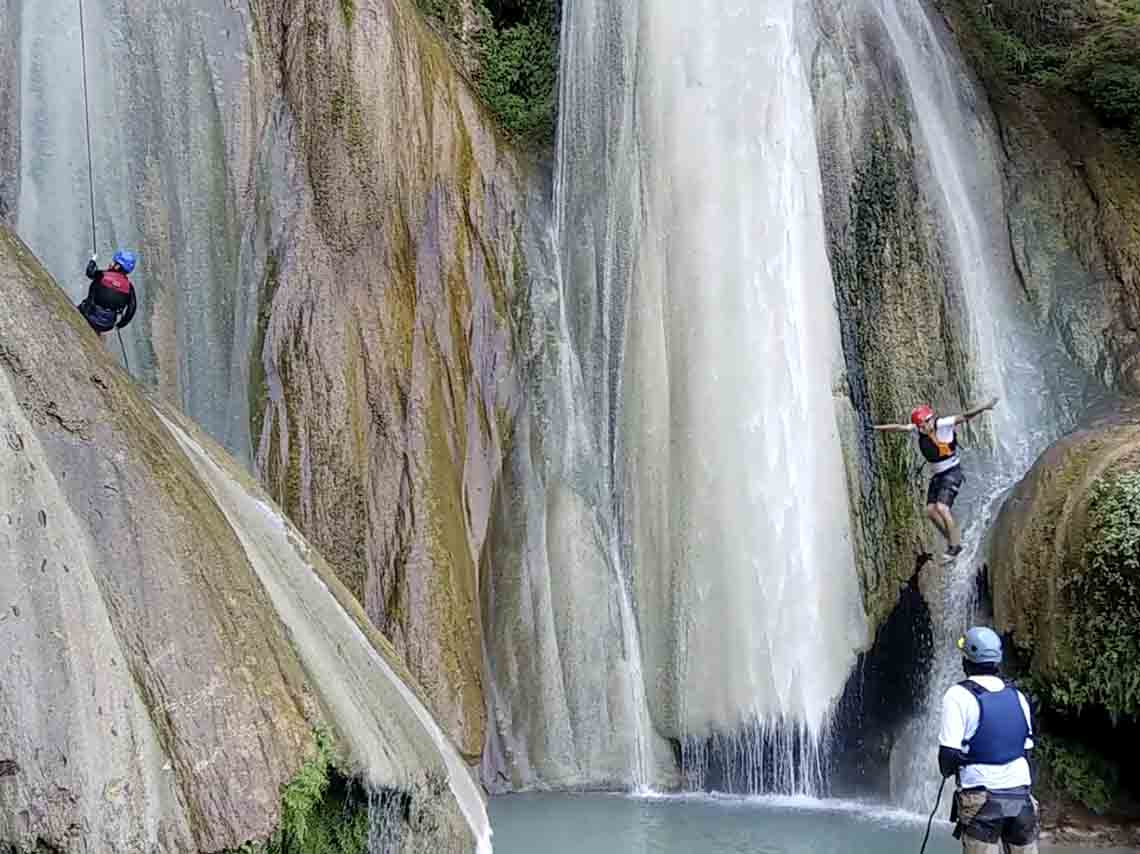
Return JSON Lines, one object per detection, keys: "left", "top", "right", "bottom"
{"left": 830, "top": 558, "right": 935, "bottom": 798}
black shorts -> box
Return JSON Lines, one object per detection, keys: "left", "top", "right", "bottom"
{"left": 927, "top": 466, "right": 964, "bottom": 508}
{"left": 953, "top": 787, "right": 1038, "bottom": 847}
{"left": 78, "top": 299, "right": 116, "bottom": 333}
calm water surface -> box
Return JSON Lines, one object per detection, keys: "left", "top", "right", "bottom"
{"left": 489, "top": 793, "right": 1135, "bottom": 854}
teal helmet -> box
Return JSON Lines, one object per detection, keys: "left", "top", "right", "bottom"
{"left": 957, "top": 626, "right": 1002, "bottom": 664}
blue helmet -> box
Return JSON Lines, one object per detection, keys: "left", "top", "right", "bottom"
{"left": 112, "top": 249, "right": 137, "bottom": 274}
{"left": 958, "top": 626, "right": 1003, "bottom": 664}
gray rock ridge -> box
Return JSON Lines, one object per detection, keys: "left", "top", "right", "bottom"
{"left": 0, "top": 225, "right": 488, "bottom": 853}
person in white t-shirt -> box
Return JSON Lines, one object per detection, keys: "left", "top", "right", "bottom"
{"left": 872, "top": 397, "right": 998, "bottom": 560}
{"left": 938, "top": 626, "right": 1038, "bottom": 854}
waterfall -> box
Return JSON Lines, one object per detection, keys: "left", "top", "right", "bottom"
{"left": 624, "top": 0, "right": 866, "bottom": 742}
{"left": 538, "top": 0, "right": 869, "bottom": 791}
{"left": 13, "top": 0, "right": 253, "bottom": 460}
{"left": 861, "top": 0, "right": 1088, "bottom": 811}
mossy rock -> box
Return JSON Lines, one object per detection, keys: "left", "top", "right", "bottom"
{"left": 991, "top": 400, "right": 1140, "bottom": 719}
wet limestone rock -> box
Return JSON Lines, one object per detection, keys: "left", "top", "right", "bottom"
{"left": 987, "top": 87, "right": 1140, "bottom": 393}
{"left": 247, "top": 0, "right": 542, "bottom": 762}
{"left": 0, "top": 225, "right": 487, "bottom": 853}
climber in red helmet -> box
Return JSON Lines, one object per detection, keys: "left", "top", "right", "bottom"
{"left": 872, "top": 397, "right": 999, "bottom": 561}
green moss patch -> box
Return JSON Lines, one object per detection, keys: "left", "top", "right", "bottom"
{"left": 227, "top": 729, "right": 371, "bottom": 854}
{"left": 1049, "top": 470, "right": 1140, "bottom": 720}
{"left": 248, "top": 253, "right": 279, "bottom": 446}
{"left": 339, "top": 0, "right": 356, "bottom": 29}
{"left": 829, "top": 128, "right": 932, "bottom": 624}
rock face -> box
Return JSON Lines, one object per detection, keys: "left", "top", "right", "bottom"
{"left": 993, "top": 91, "right": 1140, "bottom": 392}
{"left": 5, "top": 0, "right": 544, "bottom": 779}
{"left": 0, "top": 225, "right": 488, "bottom": 853}
{"left": 0, "top": 0, "right": 17, "bottom": 224}
{"left": 246, "top": 0, "right": 545, "bottom": 763}
{"left": 935, "top": 0, "right": 1140, "bottom": 394}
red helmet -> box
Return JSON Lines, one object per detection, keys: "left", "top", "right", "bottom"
{"left": 910, "top": 404, "right": 934, "bottom": 428}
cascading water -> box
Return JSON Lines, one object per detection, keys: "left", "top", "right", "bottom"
{"left": 861, "top": 0, "right": 1090, "bottom": 811}
{"left": 13, "top": 0, "right": 253, "bottom": 459}
{"left": 549, "top": 0, "right": 869, "bottom": 792}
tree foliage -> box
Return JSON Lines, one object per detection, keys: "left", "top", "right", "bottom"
{"left": 417, "top": 0, "right": 561, "bottom": 148}
{"left": 949, "top": 0, "right": 1140, "bottom": 143}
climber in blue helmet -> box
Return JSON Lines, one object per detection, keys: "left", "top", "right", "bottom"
{"left": 78, "top": 249, "right": 137, "bottom": 335}
{"left": 938, "top": 626, "right": 1039, "bottom": 854}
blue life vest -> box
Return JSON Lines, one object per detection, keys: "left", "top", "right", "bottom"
{"left": 959, "top": 679, "right": 1030, "bottom": 765}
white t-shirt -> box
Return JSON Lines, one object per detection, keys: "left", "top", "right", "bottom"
{"left": 909, "top": 416, "right": 960, "bottom": 474}
{"left": 939, "top": 675, "right": 1034, "bottom": 790}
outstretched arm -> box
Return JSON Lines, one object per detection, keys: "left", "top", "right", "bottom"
{"left": 949, "top": 396, "right": 999, "bottom": 426}
{"left": 871, "top": 423, "right": 914, "bottom": 433}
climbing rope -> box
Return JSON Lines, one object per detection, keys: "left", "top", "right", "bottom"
{"left": 116, "top": 327, "right": 130, "bottom": 371}
{"left": 919, "top": 774, "right": 949, "bottom": 854}
{"left": 76, "top": 0, "right": 97, "bottom": 256}
{"left": 77, "top": 0, "right": 131, "bottom": 375}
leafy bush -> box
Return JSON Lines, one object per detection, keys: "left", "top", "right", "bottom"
{"left": 416, "top": 0, "right": 561, "bottom": 147}
{"left": 477, "top": 11, "right": 559, "bottom": 145}
{"left": 1036, "top": 734, "right": 1121, "bottom": 815}
{"left": 228, "top": 728, "right": 371, "bottom": 854}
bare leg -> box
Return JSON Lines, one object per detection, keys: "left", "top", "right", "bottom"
{"left": 926, "top": 503, "right": 950, "bottom": 541}
{"left": 937, "top": 503, "right": 960, "bottom": 548}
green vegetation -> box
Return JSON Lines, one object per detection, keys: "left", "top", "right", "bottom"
{"left": 228, "top": 728, "right": 372, "bottom": 854}
{"left": 339, "top": 0, "right": 356, "bottom": 29}
{"left": 248, "top": 252, "right": 278, "bottom": 445}
{"left": 1047, "top": 471, "right": 1140, "bottom": 720}
{"left": 1036, "top": 734, "right": 1121, "bottom": 815}
{"left": 416, "top": 0, "right": 561, "bottom": 147}
{"left": 944, "top": 0, "right": 1140, "bottom": 143}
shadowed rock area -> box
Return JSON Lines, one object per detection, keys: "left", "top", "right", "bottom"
{"left": 0, "top": 225, "right": 488, "bottom": 853}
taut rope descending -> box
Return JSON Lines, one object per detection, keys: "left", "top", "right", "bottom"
{"left": 77, "top": 0, "right": 130, "bottom": 373}
{"left": 77, "top": 0, "right": 96, "bottom": 256}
